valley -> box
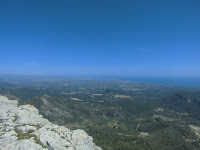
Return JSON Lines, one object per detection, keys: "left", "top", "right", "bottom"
{"left": 0, "top": 77, "right": 200, "bottom": 150}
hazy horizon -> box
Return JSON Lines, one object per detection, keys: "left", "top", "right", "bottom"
{"left": 1, "top": 74, "right": 200, "bottom": 88}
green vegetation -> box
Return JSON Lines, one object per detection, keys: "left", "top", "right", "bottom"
{"left": 1, "top": 78, "right": 200, "bottom": 149}
{"left": 14, "top": 126, "right": 45, "bottom": 147}
{"left": 13, "top": 115, "right": 19, "bottom": 122}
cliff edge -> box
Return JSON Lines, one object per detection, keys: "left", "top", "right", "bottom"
{"left": 0, "top": 96, "right": 102, "bottom": 150}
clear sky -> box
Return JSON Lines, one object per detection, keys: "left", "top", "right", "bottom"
{"left": 0, "top": 0, "right": 200, "bottom": 77}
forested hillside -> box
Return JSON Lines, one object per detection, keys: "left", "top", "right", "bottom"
{"left": 0, "top": 78, "right": 200, "bottom": 149}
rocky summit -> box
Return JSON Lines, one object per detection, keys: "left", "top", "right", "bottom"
{"left": 0, "top": 96, "right": 101, "bottom": 150}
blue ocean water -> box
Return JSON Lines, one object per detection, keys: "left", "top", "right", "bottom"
{"left": 115, "top": 77, "right": 200, "bottom": 88}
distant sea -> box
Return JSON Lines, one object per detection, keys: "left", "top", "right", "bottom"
{"left": 1, "top": 74, "right": 200, "bottom": 88}
{"left": 115, "top": 77, "right": 200, "bottom": 88}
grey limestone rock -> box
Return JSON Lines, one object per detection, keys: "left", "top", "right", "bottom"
{"left": 0, "top": 96, "right": 101, "bottom": 150}
{"left": 17, "top": 125, "right": 37, "bottom": 133}
{"left": 2, "top": 139, "right": 45, "bottom": 150}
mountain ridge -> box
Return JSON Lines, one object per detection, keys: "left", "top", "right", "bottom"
{"left": 0, "top": 95, "right": 101, "bottom": 150}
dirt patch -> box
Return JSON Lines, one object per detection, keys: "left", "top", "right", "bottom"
{"left": 92, "top": 94, "right": 103, "bottom": 96}
{"left": 189, "top": 125, "right": 200, "bottom": 138}
{"left": 70, "top": 97, "right": 83, "bottom": 101}
{"left": 114, "top": 95, "right": 130, "bottom": 99}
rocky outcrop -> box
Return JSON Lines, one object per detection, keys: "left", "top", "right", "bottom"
{"left": 0, "top": 96, "right": 101, "bottom": 150}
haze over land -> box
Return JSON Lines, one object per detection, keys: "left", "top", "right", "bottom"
{"left": 1, "top": 77, "right": 200, "bottom": 149}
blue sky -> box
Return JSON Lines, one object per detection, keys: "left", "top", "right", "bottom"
{"left": 0, "top": 0, "right": 200, "bottom": 77}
